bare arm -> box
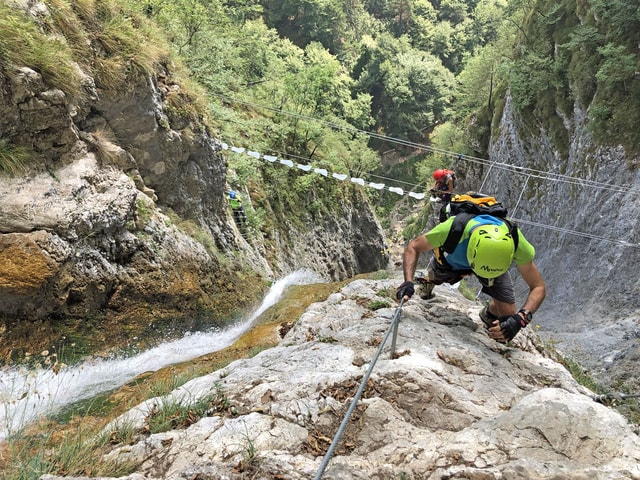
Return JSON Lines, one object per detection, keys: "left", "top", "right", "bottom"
{"left": 485, "top": 260, "right": 546, "bottom": 342}
{"left": 402, "top": 235, "right": 435, "bottom": 282}
{"left": 516, "top": 261, "right": 546, "bottom": 314}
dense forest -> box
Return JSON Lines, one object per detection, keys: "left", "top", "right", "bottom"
{"left": 1, "top": 1, "right": 640, "bottom": 478}
{"left": 2, "top": 0, "right": 637, "bottom": 240}
{"left": 137, "top": 0, "right": 639, "bottom": 215}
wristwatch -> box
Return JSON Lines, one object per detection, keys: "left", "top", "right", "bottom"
{"left": 518, "top": 308, "right": 533, "bottom": 326}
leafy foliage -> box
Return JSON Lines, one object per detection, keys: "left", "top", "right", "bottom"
{"left": 499, "top": 0, "right": 640, "bottom": 156}
{"left": 3, "top": 0, "right": 635, "bottom": 241}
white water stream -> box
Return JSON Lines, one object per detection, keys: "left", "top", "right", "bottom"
{"left": 0, "top": 269, "right": 325, "bottom": 440}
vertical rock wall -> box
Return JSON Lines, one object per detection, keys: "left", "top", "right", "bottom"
{"left": 485, "top": 94, "right": 640, "bottom": 386}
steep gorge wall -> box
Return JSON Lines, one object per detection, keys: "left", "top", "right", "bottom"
{"left": 0, "top": 3, "right": 387, "bottom": 358}
{"left": 482, "top": 93, "right": 640, "bottom": 387}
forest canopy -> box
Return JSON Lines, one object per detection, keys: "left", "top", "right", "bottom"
{"left": 1, "top": 0, "right": 638, "bottom": 226}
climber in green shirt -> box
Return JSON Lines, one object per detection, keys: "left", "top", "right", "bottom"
{"left": 396, "top": 213, "right": 546, "bottom": 343}
{"left": 228, "top": 190, "right": 246, "bottom": 229}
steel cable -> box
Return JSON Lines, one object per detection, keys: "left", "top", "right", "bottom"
{"left": 313, "top": 298, "right": 405, "bottom": 479}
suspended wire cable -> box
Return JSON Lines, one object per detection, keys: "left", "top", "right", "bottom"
{"left": 313, "top": 299, "right": 405, "bottom": 479}
{"left": 591, "top": 392, "right": 640, "bottom": 402}
{"left": 223, "top": 143, "right": 640, "bottom": 249}
{"left": 219, "top": 93, "right": 640, "bottom": 248}
{"left": 215, "top": 94, "right": 637, "bottom": 195}
{"left": 235, "top": 143, "right": 426, "bottom": 190}
{"left": 511, "top": 218, "right": 640, "bottom": 249}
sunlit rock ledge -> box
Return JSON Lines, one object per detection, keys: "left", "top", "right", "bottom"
{"left": 45, "top": 278, "right": 640, "bottom": 480}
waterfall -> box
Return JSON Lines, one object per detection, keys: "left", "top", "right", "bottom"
{"left": 0, "top": 269, "right": 324, "bottom": 440}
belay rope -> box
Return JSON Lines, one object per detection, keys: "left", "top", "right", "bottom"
{"left": 313, "top": 298, "right": 405, "bottom": 480}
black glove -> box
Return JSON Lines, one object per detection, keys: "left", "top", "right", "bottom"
{"left": 396, "top": 281, "right": 415, "bottom": 300}
{"left": 499, "top": 314, "right": 525, "bottom": 341}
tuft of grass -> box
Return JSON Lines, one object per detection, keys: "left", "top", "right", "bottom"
{"left": 103, "top": 419, "right": 138, "bottom": 446}
{"left": 8, "top": 378, "right": 239, "bottom": 480}
{"left": 93, "top": 55, "right": 129, "bottom": 90}
{"left": 557, "top": 353, "right": 602, "bottom": 393}
{"left": 2, "top": 408, "right": 138, "bottom": 480}
{"left": 144, "top": 383, "right": 234, "bottom": 434}
{"left": 535, "top": 336, "right": 640, "bottom": 426}
{"left": 237, "top": 423, "right": 261, "bottom": 474}
{"left": 86, "top": 128, "right": 122, "bottom": 165}
{"left": 0, "top": 0, "right": 171, "bottom": 96}
{"left": 0, "top": 3, "right": 83, "bottom": 99}
{"left": 0, "top": 139, "right": 29, "bottom": 175}
{"left": 44, "top": 0, "right": 93, "bottom": 61}
{"left": 99, "top": 14, "right": 168, "bottom": 76}
{"left": 368, "top": 299, "right": 391, "bottom": 311}
{"left": 147, "top": 369, "right": 203, "bottom": 398}
{"left": 135, "top": 197, "right": 153, "bottom": 228}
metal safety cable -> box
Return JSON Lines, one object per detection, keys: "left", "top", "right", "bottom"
{"left": 313, "top": 298, "right": 405, "bottom": 480}
{"left": 590, "top": 392, "right": 640, "bottom": 402}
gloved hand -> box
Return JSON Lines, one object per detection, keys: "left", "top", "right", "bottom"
{"left": 396, "top": 281, "right": 415, "bottom": 300}
{"left": 498, "top": 314, "right": 525, "bottom": 342}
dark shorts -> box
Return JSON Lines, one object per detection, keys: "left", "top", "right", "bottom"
{"left": 427, "top": 254, "right": 516, "bottom": 304}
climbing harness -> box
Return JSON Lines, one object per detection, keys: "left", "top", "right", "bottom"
{"left": 313, "top": 298, "right": 405, "bottom": 479}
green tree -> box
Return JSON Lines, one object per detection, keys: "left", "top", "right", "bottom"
{"left": 405, "top": 0, "right": 438, "bottom": 51}
{"left": 143, "top": 0, "right": 225, "bottom": 52}
{"left": 590, "top": 0, "right": 640, "bottom": 40}
{"left": 223, "top": 0, "right": 263, "bottom": 24}
{"left": 596, "top": 43, "right": 636, "bottom": 93}
{"left": 562, "top": 24, "right": 602, "bottom": 105}
{"left": 456, "top": 43, "right": 500, "bottom": 116}
{"left": 260, "top": 0, "right": 347, "bottom": 54}
{"left": 355, "top": 33, "right": 454, "bottom": 144}
{"left": 438, "top": 0, "right": 468, "bottom": 24}
{"left": 379, "top": 49, "right": 454, "bottom": 141}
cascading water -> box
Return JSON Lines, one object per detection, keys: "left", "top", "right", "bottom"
{"left": 0, "top": 269, "right": 325, "bottom": 440}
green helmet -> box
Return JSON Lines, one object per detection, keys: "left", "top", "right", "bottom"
{"left": 466, "top": 223, "right": 515, "bottom": 278}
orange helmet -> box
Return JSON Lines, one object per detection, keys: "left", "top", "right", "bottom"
{"left": 433, "top": 169, "right": 446, "bottom": 180}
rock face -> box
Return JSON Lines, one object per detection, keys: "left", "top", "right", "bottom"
{"left": 480, "top": 94, "right": 640, "bottom": 391}
{"left": 0, "top": 60, "right": 252, "bottom": 321}
{"left": 266, "top": 187, "right": 389, "bottom": 281}
{"left": 88, "top": 279, "right": 640, "bottom": 480}
{"left": 0, "top": 2, "right": 387, "bottom": 333}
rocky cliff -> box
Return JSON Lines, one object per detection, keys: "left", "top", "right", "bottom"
{"left": 0, "top": 2, "right": 387, "bottom": 359}
{"left": 43, "top": 278, "right": 640, "bottom": 480}
{"left": 479, "top": 94, "right": 640, "bottom": 391}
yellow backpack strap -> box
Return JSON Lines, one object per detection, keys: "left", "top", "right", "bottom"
{"left": 452, "top": 193, "right": 498, "bottom": 206}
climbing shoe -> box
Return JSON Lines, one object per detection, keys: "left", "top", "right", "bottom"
{"left": 479, "top": 305, "right": 498, "bottom": 329}
{"left": 414, "top": 275, "right": 435, "bottom": 300}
